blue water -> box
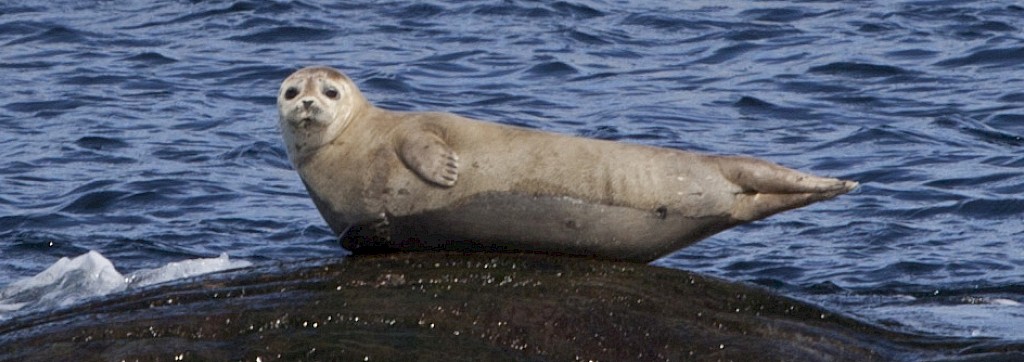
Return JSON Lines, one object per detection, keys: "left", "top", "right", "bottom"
{"left": 2, "top": 0, "right": 1023, "bottom": 339}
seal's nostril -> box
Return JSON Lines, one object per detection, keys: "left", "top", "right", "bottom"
{"left": 302, "top": 100, "right": 313, "bottom": 109}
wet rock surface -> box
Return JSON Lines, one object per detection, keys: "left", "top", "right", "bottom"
{"left": 2, "top": 253, "right": 1020, "bottom": 361}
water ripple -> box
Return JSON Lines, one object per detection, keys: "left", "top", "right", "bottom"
{"left": 227, "top": 26, "right": 336, "bottom": 43}
{"left": 808, "top": 62, "right": 914, "bottom": 78}
{"left": 936, "top": 46, "right": 1024, "bottom": 68}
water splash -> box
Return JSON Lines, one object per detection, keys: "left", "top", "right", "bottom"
{"left": 0, "top": 251, "right": 251, "bottom": 318}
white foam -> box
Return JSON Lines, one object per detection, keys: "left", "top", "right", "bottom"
{"left": 990, "top": 298, "right": 1021, "bottom": 306}
{"left": 0, "top": 251, "right": 125, "bottom": 313}
{"left": 0, "top": 251, "right": 251, "bottom": 319}
{"left": 126, "top": 253, "right": 252, "bottom": 288}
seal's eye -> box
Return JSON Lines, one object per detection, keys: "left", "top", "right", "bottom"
{"left": 284, "top": 87, "right": 299, "bottom": 100}
{"left": 324, "top": 88, "right": 339, "bottom": 99}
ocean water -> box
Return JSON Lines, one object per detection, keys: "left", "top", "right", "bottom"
{"left": 1, "top": 0, "right": 1022, "bottom": 341}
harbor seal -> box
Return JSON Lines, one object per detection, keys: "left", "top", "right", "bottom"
{"left": 277, "top": 66, "right": 857, "bottom": 262}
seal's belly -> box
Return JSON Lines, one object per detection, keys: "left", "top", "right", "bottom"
{"left": 385, "top": 192, "right": 737, "bottom": 262}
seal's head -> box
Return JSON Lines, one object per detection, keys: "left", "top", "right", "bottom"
{"left": 277, "top": 66, "right": 368, "bottom": 165}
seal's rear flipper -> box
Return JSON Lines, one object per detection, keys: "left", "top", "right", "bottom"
{"left": 712, "top": 155, "right": 858, "bottom": 194}
{"left": 710, "top": 155, "right": 857, "bottom": 221}
{"left": 731, "top": 190, "right": 852, "bottom": 221}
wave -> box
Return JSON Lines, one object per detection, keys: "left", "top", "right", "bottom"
{"left": 0, "top": 251, "right": 250, "bottom": 319}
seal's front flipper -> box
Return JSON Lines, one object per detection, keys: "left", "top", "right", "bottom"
{"left": 339, "top": 214, "right": 393, "bottom": 253}
{"left": 398, "top": 133, "right": 459, "bottom": 187}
